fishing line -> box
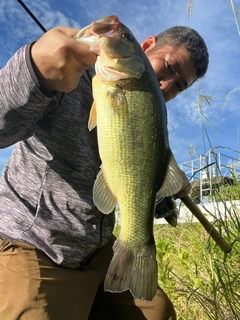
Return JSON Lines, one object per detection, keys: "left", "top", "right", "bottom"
{"left": 17, "top": 0, "right": 47, "bottom": 33}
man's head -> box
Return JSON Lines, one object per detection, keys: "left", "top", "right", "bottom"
{"left": 141, "top": 26, "right": 209, "bottom": 102}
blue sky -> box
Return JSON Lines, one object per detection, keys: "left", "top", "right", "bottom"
{"left": 0, "top": 0, "right": 240, "bottom": 175}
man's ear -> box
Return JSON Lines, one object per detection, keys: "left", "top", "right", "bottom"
{"left": 141, "top": 36, "right": 157, "bottom": 53}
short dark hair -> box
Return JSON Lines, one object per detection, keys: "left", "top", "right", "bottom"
{"left": 151, "top": 26, "right": 209, "bottom": 80}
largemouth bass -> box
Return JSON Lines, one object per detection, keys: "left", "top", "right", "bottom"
{"left": 75, "top": 15, "right": 183, "bottom": 301}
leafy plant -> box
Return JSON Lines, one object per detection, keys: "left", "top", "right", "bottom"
{"left": 154, "top": 198, "right": 240, "bottom": 320}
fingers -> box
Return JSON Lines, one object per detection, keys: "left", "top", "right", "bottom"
{"left": 31, "top": 26, "right": 97, "bottom": 92}
{"left": 173, "top": 182, "right": 191, "bottom": 199}
{"left": 173, "top": 171, "right": 191, "bottom": 199}
{"left": 54, "top": 26, "right": 80, "bottom": 38}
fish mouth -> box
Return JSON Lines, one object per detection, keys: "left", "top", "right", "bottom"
{"left": 74, "top": 15, "right": 121, "bottom": 55}
{"left": 106, "top": 54, "right": 132, "bottom": 59}
{"left": 75, "top": 15, "right": 120, "bottom": 40}
{"left": 75, "top": 15, "right": 145, "bottom": 80}
{"left": 91, "top": 19, "right": 119, "bottom": 36}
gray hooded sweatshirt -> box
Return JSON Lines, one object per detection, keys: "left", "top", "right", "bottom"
{"left": 0, "top": 43, "right": 115, "bottom": 269}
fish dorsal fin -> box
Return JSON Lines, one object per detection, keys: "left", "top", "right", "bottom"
{"left": 157, "top": 150, "right": 184, "bottom": 198}
{"left": 88, "top": 101, "right": 97, "bottom": 131}
{"left": 93, "top": 168, "right": 117, "bottom": 214}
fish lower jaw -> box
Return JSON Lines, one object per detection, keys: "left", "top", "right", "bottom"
{"left": 96, "top": 67, "right": 132, "bottom": 82}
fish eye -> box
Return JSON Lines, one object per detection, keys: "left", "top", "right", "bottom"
{"left": 122, "top": 32, "right": 134, "bottom": 41}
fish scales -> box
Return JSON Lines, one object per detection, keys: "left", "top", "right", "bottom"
{"left": 94, "top": 75, "right": 162, "bottom": 240}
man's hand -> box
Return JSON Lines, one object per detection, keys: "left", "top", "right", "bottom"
{"left": 31, "top": 26, "right": 98, "bottom": 92}
{"left": 173, "top": 170, "right": 191, "bottom": 199}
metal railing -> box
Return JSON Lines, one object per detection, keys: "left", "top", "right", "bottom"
{"left": 180, "top": 148, "right": 240, "bottom": 202}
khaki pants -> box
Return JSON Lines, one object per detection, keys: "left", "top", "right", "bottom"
{"left": 0, "top": 237, "right": 176, "bottom": 320}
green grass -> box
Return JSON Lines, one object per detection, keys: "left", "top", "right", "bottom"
{"left": 154, "top": 205, "right": 240, "bottom": 320}
{"left": 114, "top": 199, "right": 240, "bottom": 319}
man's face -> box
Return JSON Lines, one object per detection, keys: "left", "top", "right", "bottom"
{"left": 142, "top": 37, "right": 197, "bottom": 102}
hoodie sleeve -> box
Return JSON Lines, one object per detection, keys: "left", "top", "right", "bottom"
{"left": 0, "top": 43, "right": 57, "bottom": 148}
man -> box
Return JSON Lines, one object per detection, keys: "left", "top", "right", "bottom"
{"left": 0, "top": 21, "right": 208, "bottom": 319}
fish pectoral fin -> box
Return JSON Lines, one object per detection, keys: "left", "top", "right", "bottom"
{"left": 93, "top": 168, "right": 117, "bottom": 214}
{"left": 157, "top": 150, "right": 184, "bottom": 198}
{"left": 88, "top": 101, "right": 97, "bottom": 131}
{"left": 108, "top": 86, "right": 127, "bottom": 111}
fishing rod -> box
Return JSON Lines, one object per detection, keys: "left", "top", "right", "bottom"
{"left": 181, "top": 195, "right": 232, "bottom": 253}
{"left": 17, "top": 0, "right": 47, "bottom": 33}
{"left": 16, "top": 0, "right": 232, "bottom": 254}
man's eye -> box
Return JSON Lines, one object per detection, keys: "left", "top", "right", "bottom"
{"left": 176, "top": 83, "right": 182, "bottom": 92}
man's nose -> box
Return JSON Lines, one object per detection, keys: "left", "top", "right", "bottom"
{"left": 160, "top": 79, "right": 174, "bottom": 93}
{"left": 160, "top": 79, "right": 179, "bottom": 102}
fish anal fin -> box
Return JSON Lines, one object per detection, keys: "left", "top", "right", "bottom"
{"left": 104, "top": 239, "right": 158, "bottom": 301}
{"left": 88, "top": 101, "right": 97, "bottom": 131}
{"left": 93, "top": 168, "right": 117, "bottom": 214}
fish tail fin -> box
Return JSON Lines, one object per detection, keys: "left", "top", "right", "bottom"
{"left": 104, "top": 239, "right": 158, "bottom": 301}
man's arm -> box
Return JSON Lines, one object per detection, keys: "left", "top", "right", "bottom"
{"left": 0, "top": 26, "right": 96, "bottom": 148}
